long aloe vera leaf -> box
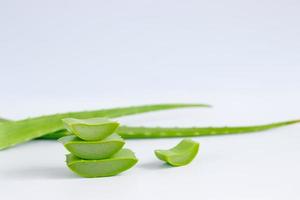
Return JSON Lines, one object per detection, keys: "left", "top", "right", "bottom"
{"left": 116, "top": 119, "right": 300, "bottom": 138}
{"left": 0, "top": 103, "right": 209, "bottom": 149}
{"left": 40, "top": 119, "right": 300, "bottom": 140}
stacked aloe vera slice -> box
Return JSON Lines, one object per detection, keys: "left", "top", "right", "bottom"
{"left": 58, "top": 118, "right": 138, "bottom": 178}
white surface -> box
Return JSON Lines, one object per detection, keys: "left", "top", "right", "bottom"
{"left": 1, "top": 0, "right": 300, "bottom": 199}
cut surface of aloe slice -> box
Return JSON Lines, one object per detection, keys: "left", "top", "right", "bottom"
{"left": 66, "top": 148, "right": 138, "bottom": 178}
{"left": 59, "top": 134, "right": 125, "bottom": 159}
{"left": 155, "top": 139, "right": 200, "bottom": 166}
{"left": 62, "top": 117, "right": 119, "bottom": 141}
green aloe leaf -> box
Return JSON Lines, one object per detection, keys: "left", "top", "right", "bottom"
{"left": 116, "top": 119, "right": 300, "bottom": 138}
{"left": 0, "top": 103, "right": 208, "bottom": 149}
{"left": 38, "top": 119, "right": 300, "bottom": 140}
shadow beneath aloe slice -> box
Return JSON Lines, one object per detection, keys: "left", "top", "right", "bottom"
{"left": 2, "top": 165, "right": 80, "bottom": 180}
{"left": 138, "top": 161, "right": 172, "bottom": 170}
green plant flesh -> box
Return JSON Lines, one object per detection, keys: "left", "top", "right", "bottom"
{"left": 155, "top": 139, "right": 200, "bottom": 166}
{"left": 62, "top": 118, "right": 120, "bottom": 141}
{"left": 66, "top": 148, "right": 138, "bottom": 178}
{"left": 59, "top": 134, "right": 125, "bottom": 160}
{"left": 0, "top": 103, "right": 208, "bottom": 149}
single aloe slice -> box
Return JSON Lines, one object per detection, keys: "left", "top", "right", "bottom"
{"left": 62, "top": 118, "right": 119, "bottom": 141}
{"left": 66, "top": 148, "right": 138, "bottom": 178}
{"left": 155, "top": 139, "right": 200, "bottom": 166}
{"left": 58, "top": 134, "right": 125, "bottom": 159}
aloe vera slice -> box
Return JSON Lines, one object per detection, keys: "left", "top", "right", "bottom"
{"left": 62, "top": 118, "right": 119, "bottom": 141}
{"left": 155, "top": 139, "right": 200, "bottom": 166}
{"left": 59, "top": 134, "right": 125, "bottom": 159}
{"left": 66, "top": 148, "right": 138, "bottom": 178}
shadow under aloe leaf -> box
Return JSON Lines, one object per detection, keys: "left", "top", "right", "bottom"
{"left": 138, "top": 161, "right": 173, "bottom": 170}
{"left": 2, "top": 165, "right": 79, "bottom": 180}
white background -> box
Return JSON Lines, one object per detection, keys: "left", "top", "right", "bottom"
{"left": 0, "top": 0, "right": 300, "bottom": 199}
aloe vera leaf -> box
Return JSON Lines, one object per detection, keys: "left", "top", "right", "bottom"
{"left": 116, "top": 119, "right": 300, "bottom": 138}
{"left": 0, "top": 103, "right": 209, "bottom": 149}
{"left": 41, "top": 119, "right": 300, "bottom": 140}
{"left": 40, "top": 130, "right": 68, "bottom": 139}
{"left": 59, "top": 134, "right": 125, "bottom": 159}
{"left": 155, "top": 139, "right": 200, "bottom": 166}
{"left": 66, "top": 148, "right": 138, "bottom": 178}
{"left": 62, "top": 118, "right": 119, "bottom": 141}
